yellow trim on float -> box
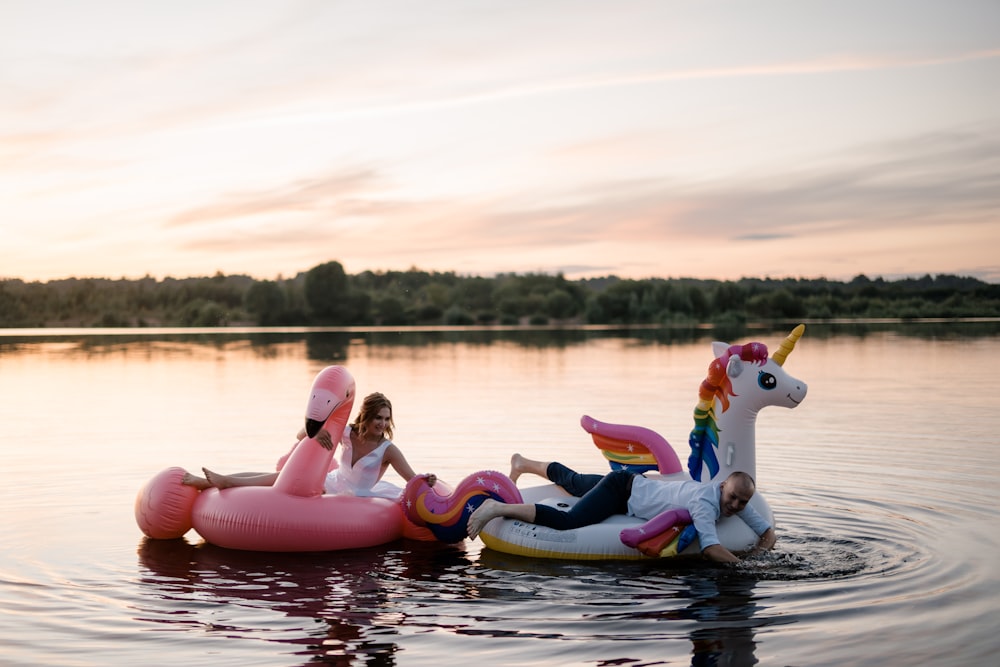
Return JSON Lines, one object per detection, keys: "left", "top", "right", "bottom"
{"left": 479, "top": 532, "right": 650, "bottom": 561}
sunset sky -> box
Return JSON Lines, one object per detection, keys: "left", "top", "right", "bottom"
{"left": 3, "top": 1, "right": 999, "bottom": 284}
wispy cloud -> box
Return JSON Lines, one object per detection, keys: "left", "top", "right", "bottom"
{"left": 235, "top": 48, "right": 1000, "bottom": 129}
{"left": 671, "top": 125, "right": 1000, "bottom": 236}
{"left": 165, "top": 169, "right": 386, "bottom": 228}
{"left": 163, "top": 121, "right": 1000, "bottom": 264}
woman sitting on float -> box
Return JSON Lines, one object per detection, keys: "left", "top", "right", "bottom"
{"left": 183, "top": 391, "right": 433, "bottom": 498}
{"left": 136, "top": 366, "right": 441, "bottom": 552}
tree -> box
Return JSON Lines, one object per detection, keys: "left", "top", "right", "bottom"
{"left": 304, "top": 261, "right": 351, "bottom": 323}
{"left": 374, "top": 295, "right": 408, "bottom": 325}
{"left": 244, "top": 280, "right": 286, "bottom": 325}
{"left": 545, "top": 289, "right": 578, "bottom": 319}
{"left": 713, "top": 281, "right": 746, "bottom": 313}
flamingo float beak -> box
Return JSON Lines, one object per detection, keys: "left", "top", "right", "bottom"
{"left": 305, "top": 418, "right": 325, "bottom": 438}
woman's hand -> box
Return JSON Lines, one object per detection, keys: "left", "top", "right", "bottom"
{"left": 316, "top": 428, "right": 333, "bottom": 450}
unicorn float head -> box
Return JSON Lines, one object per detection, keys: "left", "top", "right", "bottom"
{"left": 687, "top": 324, "right": 807, "bottom": 483}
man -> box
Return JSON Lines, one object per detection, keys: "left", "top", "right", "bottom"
{"left": 466, "top": 453, "right": 776, "bottom": 563}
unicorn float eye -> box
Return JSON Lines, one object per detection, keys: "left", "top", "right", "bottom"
{"left": 757, "top": 371, "right": 777, "bottom": 390}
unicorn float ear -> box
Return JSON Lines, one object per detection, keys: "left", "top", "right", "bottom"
{"left": 772, "top": 324, "right": 806, "bottom": 366}
{"left": 726, "top": 355, "right": 744, "bottom": 378}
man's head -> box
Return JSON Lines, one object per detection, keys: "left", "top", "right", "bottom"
{"left": 720, "top": 471, "right": 756, "bottom": 517}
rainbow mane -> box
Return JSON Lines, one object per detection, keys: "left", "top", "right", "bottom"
{"left": 687, "top": 342, "right": 768, "bottom": 481}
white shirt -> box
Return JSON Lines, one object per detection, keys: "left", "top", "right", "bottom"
{"left": 627, "top": 476, "right": 771, "bottom": 550}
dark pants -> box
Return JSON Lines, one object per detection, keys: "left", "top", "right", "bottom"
{"left": 532, "top": 462, "right": 635, "bottom": 530}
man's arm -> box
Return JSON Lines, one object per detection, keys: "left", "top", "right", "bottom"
{"left": 703, "top": 527, "right": 774, "bottom": 563}
{"left": 702, "top": 544, "right": 740, "bottom": 563}
{"left": 687, "top": 497, "right": 733, "bottom": 562}
{"left": 701, "top": 509, "right": 775, "bottom": 563}
{"left": 747, "top": 527, "right": 776, "bottom": 554}
{"left": 736, "top": 503, "right": 776, "bottom": 555}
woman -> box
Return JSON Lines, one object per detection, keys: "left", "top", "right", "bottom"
{"left": 184, "top": 392, "right": 433, "bottom": 498}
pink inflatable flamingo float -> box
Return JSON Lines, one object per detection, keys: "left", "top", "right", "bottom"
{"left": 136, "top": 365, "right": 425, "bottom": 552}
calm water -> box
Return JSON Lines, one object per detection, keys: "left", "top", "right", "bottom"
{"left": 1, "top": 323, "right": 998, "bottom": 666}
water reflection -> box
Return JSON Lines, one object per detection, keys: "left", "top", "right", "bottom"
{"left": 136, "top": 537, "right": 430, "bottom": 665}
{"left": 136, "top": 532, "right": 777, "bottom": 667}
{"left": 682, "top": 573, "right": 764, "bottom": 667}
{"left": 476, "top": 549, "right": 775, "bottom": 667}
{"left": 303, "top": 332, "right": 352, "bottom": 361}
{"left": 2, "top": 319, "right": 998, "bottom": 359}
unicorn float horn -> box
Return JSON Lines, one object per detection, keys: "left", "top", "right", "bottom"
{"left": 772, "top": 324, "right": 805, "bottom": 366}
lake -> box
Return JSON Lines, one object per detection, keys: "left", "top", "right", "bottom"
{"left": 1, "top": 322, "right": 998, "bottom": 666}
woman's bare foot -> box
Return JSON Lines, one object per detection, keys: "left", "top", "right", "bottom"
{"left": 202, "top": 468, "right": 233, "bottom": 490}
{"left": 181, "top": 472, "right": 211, "bottom": 490}
{"left": 467, "top": 499, "right": 504, "bottom": 539}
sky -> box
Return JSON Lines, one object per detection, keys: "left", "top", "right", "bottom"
{"left": 3, "top": 1, "right": 999, "bottom": 284}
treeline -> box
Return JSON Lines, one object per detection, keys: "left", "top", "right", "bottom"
{"left": 1, "top": 262, "right": 998, "bottom": 328}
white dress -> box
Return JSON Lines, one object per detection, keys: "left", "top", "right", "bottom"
{"left": 323, "top": 425, "right": 403, "bottom": 499}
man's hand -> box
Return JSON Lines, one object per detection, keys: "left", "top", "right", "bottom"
{"left": 704, "top": 528, "right": 775, "bottom": 563}
{"left": 702, "top": 544, "right": 740, "bottom": 563}
{"left": 748, "top": 527, "right": 776, "bottom": 555}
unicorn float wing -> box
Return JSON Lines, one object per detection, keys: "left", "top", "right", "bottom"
{"left": 580, "top": 415, "right": 684, "bottom": 475}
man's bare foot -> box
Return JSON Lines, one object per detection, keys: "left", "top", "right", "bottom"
{"left": 509, "top": 453, "right": 550, "bottom": 484}
{"left": 467, "top": 499, "right": 506, "bottom": 539}
{"left": 181, "top": 472, "right": 211, "bottom": 490}
{"left": 509, "top": 453, "right": 527, "bottom": 483}
{"left": 202, "top": 467, "right": 232, "bottom": 490}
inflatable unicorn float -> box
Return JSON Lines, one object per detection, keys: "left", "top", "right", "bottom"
{"left": 404, "top": 325, "right": 808, "bottom": 560}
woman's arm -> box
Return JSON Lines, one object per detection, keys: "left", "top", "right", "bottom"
{"left": 384, "top": 444, "right": 418, "bottom": 480}
{"left": 384, "top": 444, "right": 435, "bottom": 486}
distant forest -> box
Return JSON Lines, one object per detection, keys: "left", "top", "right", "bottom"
{"left": 2, "top": 261, "right": 998, "bottom": 328}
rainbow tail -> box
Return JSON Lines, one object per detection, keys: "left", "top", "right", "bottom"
{"left": 636, "top": 525, "right": 685, "bottom": 557}
{"left": 619, "top": 508, "right": 692, "bottom": 549}
{"left": 580, "top": 415, "right": 683, "bottom": 474}
{"left": 401, "top": 470, "right": 522, "bottom": 543}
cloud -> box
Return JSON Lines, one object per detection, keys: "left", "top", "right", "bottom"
{"left": 134, "top": 120, "right": 1000, "bottom": 283}
{"left": 412, "top": 122, "right": 1000, "bottom": 259}
{"left": 733, "top": 233, "right": 792, "bottom": 241}
{"left": 232, "top": 48, "right": 1000, "bottom": 130}
{"left": 232, "top": 122, "right": 999, "bottom": 253}
{"left": 165, "top": 168, "right": 386, "bottom": 228}
{"left": 668, "top": 124, "right": 1000, "bottom": 238}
